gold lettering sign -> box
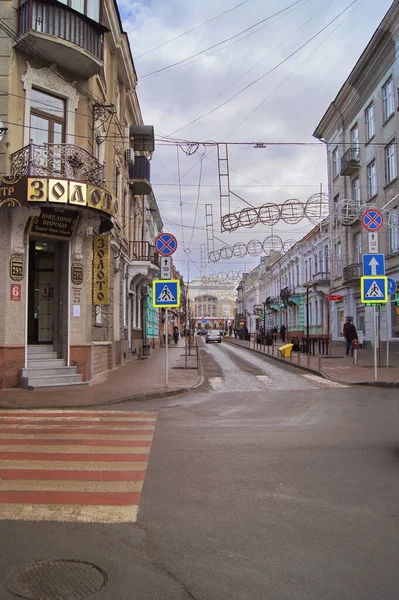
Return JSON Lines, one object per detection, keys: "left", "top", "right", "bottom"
{"left": 10, "top": 256, "right": 24, "bottom": 281}
{"left": 27, "top": 178, "right": 117, "bottom": 218}
{"left": 71, "top": 262, "right": 83, "bottom": 285}
{"left": 93, "top": 234, "right": 110, "bottom": 305}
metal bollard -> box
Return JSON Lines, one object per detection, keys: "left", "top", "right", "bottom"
{"left": 353, "top": 349, "right": 358, "bottom": 365}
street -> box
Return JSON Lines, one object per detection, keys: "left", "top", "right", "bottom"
{"left": 1, "top": 341, "right": 399, "bottom": 599}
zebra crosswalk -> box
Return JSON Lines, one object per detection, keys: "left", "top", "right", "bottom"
{"left": 0, "top": 409, "right": 157, "bottom": 523}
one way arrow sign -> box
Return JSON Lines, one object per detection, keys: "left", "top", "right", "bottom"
{"left": 363, "top": 253, "right": 385, "bottom": 277}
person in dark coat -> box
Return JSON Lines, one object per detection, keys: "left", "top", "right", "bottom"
{"left": 280, "top": 324, "right": 286, "bottom": 343}
{"left": 343, "top": 317, "right": 358, "bottom": 356}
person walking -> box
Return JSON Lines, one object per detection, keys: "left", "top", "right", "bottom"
{"left": 343, "top": 317, "right": 358, "bottom": 356}
{"left": 280, "top": 324, "right": 286, "bottom": 343}
{"left": 173, "top": 326, "right": 179, "bottom": 345}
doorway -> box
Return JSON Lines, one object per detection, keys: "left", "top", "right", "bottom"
{"left": 28, "top": 239, "right": 68, "bottom": 356}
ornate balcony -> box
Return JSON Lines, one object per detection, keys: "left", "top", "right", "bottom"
{"left": 11, "top": 143, "right": 104, "bottom": 187}
{"left": 340, "top": 148, "right": 360, "bottom": 176}
{"left": 129, "top": 157, "right": 152, "bottom": 196}
{"left": 312, "top": 271, "right": 330, "bottom": 285}
{"left": 343, "top": 263, "right": 362, "bottom": 283}
{"left": 129, "top": 241, "right": 159, "bottom": 267}
{"left": 16, "top": 0, "right": 105, "bottom": 77}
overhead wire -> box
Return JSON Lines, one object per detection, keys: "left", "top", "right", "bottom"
{"left": 164, "top": 0, "right": 359, "bottom": 135}
{"left": 134, "top": 0, "right": 255, "bottom": 59}
{"left": 140, "top": 0, "right": 307, "bottom": 79}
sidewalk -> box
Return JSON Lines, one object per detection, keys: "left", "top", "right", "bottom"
{"left": 228, "top": 338, "right": 399, "bottom": 387}
{"left": 0, "top": 341, "right": 202, "bottom": 409}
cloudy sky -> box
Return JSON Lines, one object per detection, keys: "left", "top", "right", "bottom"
{"left": 119, "top": 0, "right": 393, "bottom": 280}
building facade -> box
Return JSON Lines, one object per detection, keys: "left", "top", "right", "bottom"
{"left": 0, "top": 0, "right": 161, "bottom": 388}
{"left": 313, "top": 0, "right": 399, "bottom": 343}
{"left": 187, "top": 277, "right": 235, "bottom": 331}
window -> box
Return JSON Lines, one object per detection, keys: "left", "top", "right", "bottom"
{"left": 332, "top": 147, "right": 339, "bottom": 178}
{"left": 365, "top": 103, "right": 375, "bottom": 141}
{"left": 383, "top": 77, "right": 394, "bottom": 122}
{"left": 335, "top": 242, "right": 342, "bottom": 276}
{"left": 385, "top": 140, "right": 397, "bottom": 185}
{"left": 314, "top": 254, "right": 318, "bottom": 274}
{"left": 30, "top": 89, "right": 65, "bottom": 146}
{"left": 351, "top": 125, "right": 359, "bottom": 149}
{"left": 333, "top": 193, "right": 340, "bottom": 204}
{"left": 354, "top": 232, "right": 362, "bottom": 263}
{"left": 58, "top": 0, "right": 101, "bottom": 22}
{"left": 304, "top": 260, "right": 308, "bottom": 282}
{"left": 324, "top": 245, "right": 329, "bottom": 272}
{"left": 390, "top": 220, "right": 399, "bottom": 253}
{"left": 352, "top": 177, "right": 361, "bottom": 206}
{"left": 296, "top": 264, "right": 299, "bottom": 286}
{"left": 367, "top": 160, "right": 377, "bottom": 198}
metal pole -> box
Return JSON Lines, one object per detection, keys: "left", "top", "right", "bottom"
{"left": 165, "top": 308, "right": 169, "bottom": 388}
{"left": 373, "top": 304, "right": 377, "bottom": 381}
{"left": 387, "top": 301, "right": 391, "bottom": 368}
{"left": 306, "top": 287, "right": 310, "bottom": 354}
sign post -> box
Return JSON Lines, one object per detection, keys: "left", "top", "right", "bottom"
{"left": 373, "top": 305, "right": 378, "bottom": 381}
{"left": 386, "top": 278, "right": 397, "bottom": 368}
{"left": 165, "top": 309, "right": 168, "bottom": 388}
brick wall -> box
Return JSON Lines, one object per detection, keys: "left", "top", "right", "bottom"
{"left": 93, "top": 344, "right": 112, "bottom": 375}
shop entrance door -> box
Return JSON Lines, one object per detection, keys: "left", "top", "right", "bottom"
{"left": 28, "top": 239, "right": 68, "bottom": 357}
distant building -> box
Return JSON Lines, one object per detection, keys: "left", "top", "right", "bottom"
{"left": 187, "top": 277, "right": 235, "bottom": 330}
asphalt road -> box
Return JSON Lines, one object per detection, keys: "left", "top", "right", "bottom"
{"left": 1, "top": 340, "right": 399, "bottom": 600}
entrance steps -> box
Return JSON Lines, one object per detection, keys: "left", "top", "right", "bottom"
{"left": 20, "top": 346, "right": 88, "bottom": 390}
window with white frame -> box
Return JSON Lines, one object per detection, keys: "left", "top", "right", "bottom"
{"left": 324, "top": 245, "right": 329, "bottom": 272}
{"left": 385, "top": 140, "right": 397, "bottom": 185}
{"left": 335, "top": 242, "right": 342, "bottom": 276}
{"left": 296, "top": 264, "right": 299, "bottom": 286}
{"left": 351, "top": 124, "right": 359, "bottom": 148}
{"left": 332, "top": 147, "right": 339, "bottom": 178}
{"left": 354, "top": 232, "right": 362, "bottom": 264}
{"left": 390, "top": 219, "right": 399, "bottom": 253}
{"left": 365, "top": 103, "right": 375, "bottom": 141}
{"left": 352, "top": 177, "right": 361, "bottom": 206}
{"left": 383, "top": 77, "right": 395, "bottom": 122}
{"left": 367, "top": 160, "right": 377, "bottom": 198}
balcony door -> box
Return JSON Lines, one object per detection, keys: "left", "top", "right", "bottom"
{"left": 29, "top": 88, "right": 65, "bottom": 175}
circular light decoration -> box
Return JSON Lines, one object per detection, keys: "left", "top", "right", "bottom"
{"left": 263, "top": 235, "right": 283, "bottom": 253}
{"left": 282, "top": 239, "right": 297, "bottom": 253}
{"left": 305, "top": 192, "right": 329, "bottom": 224}
{"left": 247, "top": 239, "right": 263, "bottom": 256}
{"left": 227, "top": 270, "right": 238, "bottom": 281}
{"left": 208, "top": 250, "right": 220, "bottom": 263}
{"left": 280, "top": 199, "right": 304, "bottom": 224}
{"left": 239, "top": 207, "right": 259, "bottom": 228}
{"left": 259, "top": 203, "right": 280, "bottom": 226}
{"left": 336, "top": 199, "right": 359, "bottom": 226}
{"left": 219, "top": 245, "right": 233, "bottom": 260}
{"left": 218, "top": 272, "right": 228, "bottom": 282}
{"left": 222, "top": 212, "right": 240, "bottom": 232}
{"left": 387, "top": 209, "right": 399, "bottom": 229}
{"left": 232, "top": 241, "right": 248, "bottom": 257}
{"left": 209, "top": 274, "right": 218, "bottom": 282}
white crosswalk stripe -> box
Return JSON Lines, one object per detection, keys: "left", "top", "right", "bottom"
{"left": 301, "top": 374, "right": 349, "bottom": 388}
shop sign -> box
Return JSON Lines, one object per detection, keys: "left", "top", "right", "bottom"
{"left": 10, "top": 256, "right": 24, "bottom": 281}
{"left": 0, "top": 176, "right": 118, "bottom": 219}
{"left": 28, "top": 207, "right": 79, "bottom": 240}
{"left": 92, "top": 234, "right": 110, "bottom": 305}
{"left": 327, "top": 294, "right": 342, "bottom": 301}
{"left": 10, "top": 284, "right": 21, "bottom": 301}
{"left": 71, "top": 263, "right": 83, "bottom": 285}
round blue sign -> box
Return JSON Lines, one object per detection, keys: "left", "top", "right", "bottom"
{"left": 362, "top": 208, "right": 383, "bottom": 231}
{"left": 155, "top": 233, "right": 178, "bottom": 256}
{"left": 387, "top": 277, "right": 397, "bottom": 296}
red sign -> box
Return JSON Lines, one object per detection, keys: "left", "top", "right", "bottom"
{"left": 362, "top": 208, "right": 383, "bottom": 232}
{"left": 328, "top": 294, "right": 342, "bottom": 301}
{"left": 10, "top": 284, "right": 21, "bottom": 301}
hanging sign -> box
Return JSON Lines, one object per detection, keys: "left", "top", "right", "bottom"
{"left": 71, "top": 263, "right": 83, "bottom": 285}
{"left": 92, "top": 234, "right": 110, "bottom": 305}
{"left": 28, "top": 207, "right": 79, "bottom": 240}
{"left": 10, "top": 257, "right": 24, "bottom": 281}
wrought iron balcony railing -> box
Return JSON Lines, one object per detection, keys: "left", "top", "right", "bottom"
{"left": 340, "top": 147, "right": 360, "bottom": 176}
{"left": 129, "top": 241, "right": 159, "bottom": 266}
{"left": 10, "top": 143, "right": 104, "bottom": 187}
{"left": 17, "top": 0, "right": 103, "bottom": 61}
{"left": 343, "top": 263, "right": 361, "bottom": 282}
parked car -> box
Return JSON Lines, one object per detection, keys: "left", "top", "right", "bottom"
{"left": 206, "top": 330, "right": 222, "bottom": 343}
{"left": 197, "top": 329, "right": 208, "bottom": 336}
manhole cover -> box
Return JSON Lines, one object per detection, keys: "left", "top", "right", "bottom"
{"left": 6, "top": 559, "right": 107, "bottom": 600}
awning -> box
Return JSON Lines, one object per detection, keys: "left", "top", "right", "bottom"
{"left": 287, "top": 295, "right": 302, "bottom": 306}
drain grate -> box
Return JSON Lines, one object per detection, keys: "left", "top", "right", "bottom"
{"left": 5, "top": 559, "right": 107, "bottom": 600}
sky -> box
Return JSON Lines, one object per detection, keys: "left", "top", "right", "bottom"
{"left": 118, "top": 0, "right": 393, "bottom": 281}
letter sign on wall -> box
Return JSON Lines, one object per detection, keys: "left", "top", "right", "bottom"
{"left": 92, "top": 234, "right": 110, "bottom": 305}
{"left": 10, "top": 284, "right": 21, "bottom": 301}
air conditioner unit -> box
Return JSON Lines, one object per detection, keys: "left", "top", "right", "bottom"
{"left": 124, "top": 148, "right": 135, "bottom": 166}
{"left": 142, "top": 284, "right": 150, "bottom": 296}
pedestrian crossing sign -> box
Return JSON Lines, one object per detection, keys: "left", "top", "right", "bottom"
{"left": 360, "top": 276, "right": 388, "bottom": 304}
{"left": 152, "top": 279, "right": 180, "bottom": 308}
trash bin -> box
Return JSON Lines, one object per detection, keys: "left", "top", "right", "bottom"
{"left": 278, "top": 343, "right": 293, "bottom": 357}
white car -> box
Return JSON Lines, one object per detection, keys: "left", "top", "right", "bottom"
{"left": 206, "top": 330, "right": 222, "bottom": 343}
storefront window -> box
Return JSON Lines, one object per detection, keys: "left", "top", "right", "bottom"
{"left": 337, "top": 309, "right": 344, "bottom": 337}
{"left": 356, "top": 304, "right": 365, "bottom": 336}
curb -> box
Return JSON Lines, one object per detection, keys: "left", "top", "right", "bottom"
{"left": 0, "top": 353, "right": 205, "bottom": 410}
{"left": 225, "top": 340, "right": 398, "bottom": 388}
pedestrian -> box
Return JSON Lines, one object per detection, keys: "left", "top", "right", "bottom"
{"left": 343, "top": 317, "right": 358, "bottom": 356}
{"left": 273, "top": 326, "right": 278, "bottom": 342}
{"left": 280, "top": 324, "right": 286, "bottom": 343}
{"left": 173, "top": 326, "right": 179, "bottom": 345}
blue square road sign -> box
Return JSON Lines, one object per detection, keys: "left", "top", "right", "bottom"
{"left": 362, "top": 253, "right": 385, "bottom": 276}
{"left": 360, "top": 276, "right": 388, "bottom": 304}
{"left": 152, "top": 279, "right": 180, "bottom": 308}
